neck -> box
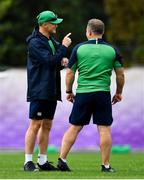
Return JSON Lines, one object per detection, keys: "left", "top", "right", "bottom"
{"left": 39, "top": 27, "right": 50, "bottom": 39}
{"left": 88, "top": 34, "right": 102, "bottom": 40}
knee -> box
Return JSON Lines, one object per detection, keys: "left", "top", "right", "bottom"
{"left": 69, "top": 125, "right": 83, "bottom": 135}
{"left": 74, "top": 127, "right": 82, "bottom": 134}
{"left": 29, "top": 121, "right": 41, "bottom": 133}
{"left": 100, "top": 138, "right": 112, "bottom": 145}
{"left": 100, "top": 135, "right": 112, "bottom": 147}
{"left": 41, "top": 121, "right": 52, "bottom": 132}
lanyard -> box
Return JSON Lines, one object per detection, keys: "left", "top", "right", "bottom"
{"left": 48, "top": 39, "right": 56, "bottom": 55}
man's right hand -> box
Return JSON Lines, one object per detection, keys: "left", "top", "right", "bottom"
{"left": 67, "top": 93, "right": 75, "bottom": 103}
{"left": 62, "top": 33, "right": 72, "bottom": 47}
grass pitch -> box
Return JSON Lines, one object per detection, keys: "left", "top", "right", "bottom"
{"left": 0, "top": 152, "right": 144, "bottom": 179}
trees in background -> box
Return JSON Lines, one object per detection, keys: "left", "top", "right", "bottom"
{"left": 104, "top": 0, "right": 144, "bottom": 65}
{"left": 0, "top": 0, "right": 105, "bottom": 66}
{"left": 0, "top": 0, "right": 144, "bottom": 66}
{"left": 0, "top": 0, "right": 51, "bottom": 66}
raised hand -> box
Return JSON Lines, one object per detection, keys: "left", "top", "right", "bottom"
{"left": 62, "top": 33, "right": 72, "bottom": 47}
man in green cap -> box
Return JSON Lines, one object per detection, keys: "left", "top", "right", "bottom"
{"left": 24, "top": 10, "right": 71, "bottom": 172}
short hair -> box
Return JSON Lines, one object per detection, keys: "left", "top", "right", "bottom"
{"left": 87, "top": 19, "right": 105, "bottom": 35}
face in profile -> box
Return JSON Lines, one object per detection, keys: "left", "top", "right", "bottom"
{"left": 43, "top": 23, "right": 58, "bottom": 35}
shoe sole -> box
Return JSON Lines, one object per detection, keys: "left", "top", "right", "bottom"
{"left": 24, "top": 168, "right": 39, "bottom": 172}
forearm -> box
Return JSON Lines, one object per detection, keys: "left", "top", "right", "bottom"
{"left": 116, "top": 74, "right": 125, "bottom": 94}
{"left": 66, "top": 69, "right": 75, "bottom": 92}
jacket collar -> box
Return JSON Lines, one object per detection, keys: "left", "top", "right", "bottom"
{"left": 26, "top": 26, "right": 51, "bottom": 43}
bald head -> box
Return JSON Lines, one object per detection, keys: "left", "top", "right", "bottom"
{"left": 87, "top": 19, "right": 105, "bottom": 35}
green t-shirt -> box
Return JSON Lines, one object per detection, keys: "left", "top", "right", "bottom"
{"left": 68, "top": 39, "right": 123, "bottom": 93}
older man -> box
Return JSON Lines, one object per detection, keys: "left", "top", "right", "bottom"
{"left": 57, "top": 19, "right": 124, "bottom": 172}
{"left": 24, "top": 10, "right": 71, "bottom": 171}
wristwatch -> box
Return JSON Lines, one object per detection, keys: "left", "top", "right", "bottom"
{"left": 66, "top": 90, "right": 73, "bottom": 94}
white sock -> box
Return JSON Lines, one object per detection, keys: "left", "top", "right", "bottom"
{"left": 25, "top": 154, "right": 33, "bottom": 165}
{"left": 61, "top": 158, "right": 67, "bottom": 163}
{"left": 38, "top": 154, "right": 47, "bottom": 165}
{"left": 104, "top": 164, "right": 110, "bottom": 168}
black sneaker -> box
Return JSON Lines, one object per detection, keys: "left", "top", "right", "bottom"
{"left": 37, "top": 161, "right": 58, "bottom": 171}
{"left": 57, "top": 158, "right": 71, "bottom": 171}
{"left": 101, "top": 165, "right": 115, "bottom": 172}
{"left": 24, "top": 161, "right": 39, "bottom": 172}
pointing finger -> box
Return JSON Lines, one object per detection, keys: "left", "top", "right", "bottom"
{"left": 65, "top": 33, "right": 71, "bottom": 38}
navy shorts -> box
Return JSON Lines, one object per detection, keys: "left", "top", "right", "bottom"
{"left": 29, "top": 100, "right": 57, "bottom": 120}
{"left": 69, "top": 92, "right": 113, "bottom": 126}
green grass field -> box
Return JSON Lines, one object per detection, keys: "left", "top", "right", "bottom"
{"left": 0, "top": 152, "right": 144, "bottom": 179}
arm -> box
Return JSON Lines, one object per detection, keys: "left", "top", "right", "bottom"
{"left": 56, "top": 33, "right": 71, "bottom": 69}
{"left": 28, "top": 39, "right": 67, "bottom": 67}
{"left": 66, "top": 68, "right": 75, "bottom": 103}
{"left": 112, "top": 67, "right": 125, "bottom": 105}
{"left": 28, "top": 34, "right": 71, "bottom": 68}
{"left": 65, "top": 44, "right": 79, "bottom": 102}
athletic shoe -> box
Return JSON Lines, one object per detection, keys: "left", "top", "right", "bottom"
{"left": 37, "top": 161, "right": 58, "bottom": 171}
{"left": 24, "top": 161, "right": 39, "bottom": 172}
{"left": 57, "top": 158, "right": 71, "bottom": 171}
{"left": 101, "top": 165, "right": 115, "bottom": 172}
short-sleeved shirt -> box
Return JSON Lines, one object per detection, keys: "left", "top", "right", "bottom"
{"left": 68, "top": 38, "right": 123, "bottom": 93}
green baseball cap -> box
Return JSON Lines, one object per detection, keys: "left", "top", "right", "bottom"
{"left": 37, "top": 11, "right": 63, "bottom": 25}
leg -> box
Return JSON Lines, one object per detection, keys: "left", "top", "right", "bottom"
{"left": 25, "top": 120, "right": 42, "bottom": 154}
{"left": 37, "top": 120, "right": 58, "bottom": 170}
{"left": 97, "top": 125, "right": 112, "bottom": 165}
{"left": 24, "top": 119, "right": 41, "bottom": 171}
{"left": 57, "top": 125, "right": 83, "bottom": 171}
{"left": 59, "top": 124, "right": 83, "bottom": 159}
{"left": 37, "top": 119, "right": 52, "bottom": 154}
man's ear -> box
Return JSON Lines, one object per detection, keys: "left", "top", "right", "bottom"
{"left": 86, "top": 30, "right": 90, "bottom": 37}
{"left": 89, "top": 29, "right": 93, "bottom": 36}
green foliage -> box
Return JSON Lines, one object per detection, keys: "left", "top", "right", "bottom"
{"left": 104, "top": 0, "right": 144, "bottom": 66}
{"left": 3, "top": 0, "right": 144, "bottom": 66}
{"left": 0, "top": 0, "right": 105, "bottom": 66}
{"left": 0, "top": 0, "right": 13, "bottom": 18}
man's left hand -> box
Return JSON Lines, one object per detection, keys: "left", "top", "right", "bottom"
{"left": 112, "top": 93, "right": 122, "bottom": 105}
{"left": 61, "top": 58, "right": 69, "bottom": 67}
